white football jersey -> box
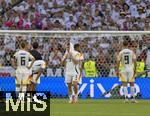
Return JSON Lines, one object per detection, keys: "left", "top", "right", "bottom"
{"left": 14, "top": 50, "right": 34, "bottom": 68}
{"left": 118, "top": 48, "right": 136, "bottom": 68}
{"left": 64, "top": 50, "right": 84, "bottom": 74}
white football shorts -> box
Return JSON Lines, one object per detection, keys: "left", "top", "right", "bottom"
{"left": 119, "top": 67, "right": 135, "bottom": 82}
{"left": 15, "top": 67, "right": 30, "bottom": 85}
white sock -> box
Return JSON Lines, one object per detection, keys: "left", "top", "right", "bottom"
{"left": 21, "top": 86, "right": 27, "bottom": 92}
{"left": 16, "top": 86, "right": 21, "bottom": 99}
{"left": 16, "top": 86, "right": 21, "bottom": 92}
{"left": 75, "top": 94, "right": 78, "bottom": 99}
{"left": 69, "top": 95, "right": 72, "bottom": 100}
{"left": 123, "top": 87, "right": 128, "bottom": 99}
{"left": 131, "top": 86, "right": 135, "bottom": 99}
{"left": 20, "top": 85, "right": 27, "bottom": 101}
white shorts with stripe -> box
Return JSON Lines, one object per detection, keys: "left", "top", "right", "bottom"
{"left": 28, "top": 60, "right": 46, "bottom": 84}
{"left": 15, "top": 67, "right": 30, "bottom": 85}
{"left": 29, "top": 60, "right": 46, "bottom": 74}
{"left": 65, "top": 72, "right": 82, "bottom": 84}
{"left": 119, "top": 67, "right": 135, "bottom": 82}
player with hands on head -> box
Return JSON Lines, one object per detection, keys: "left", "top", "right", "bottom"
{"left": 62, "top": 42, "right": 84, "bottom": 104}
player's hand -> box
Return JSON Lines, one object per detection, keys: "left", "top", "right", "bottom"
{"left": 27, "top": 66, "right": 31, "bottom": 70}
{"left": 116, "top": 70, "right": 120, "bottom": 77}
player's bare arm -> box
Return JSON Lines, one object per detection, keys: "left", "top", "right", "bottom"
{"left": 116, "top": 53, "right": 121, "bottom": 77}
{"left": 28, "top": 57, "right": 35, "bottom": 69}
{"left": 62, "top": 42, "right": 70, "bottom": 65}
{"left": 61, "top": 53, "right": 68, "bottom": 66}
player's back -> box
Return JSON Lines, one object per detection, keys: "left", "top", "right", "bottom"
{"left": 14, "top": 50, "right": 32, "bottom": 69}
{"left": 29, "top": 49, "right": 42, "bottom": 60}
{"left": 119, "top": 48, "right": 136, "bottom": 69}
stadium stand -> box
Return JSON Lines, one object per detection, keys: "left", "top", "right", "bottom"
{"left": 0, "top": 0, "right": 149, "bottom": 30}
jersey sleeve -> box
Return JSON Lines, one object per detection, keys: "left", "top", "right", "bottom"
{"left": 13, "top": 52, "right": 18, "bottom": 59}
{"left": 28, "top": 52, "right": 34, "bottom": 60}
{"left": 73, "top": 52, "right": 84, "bottom": 61}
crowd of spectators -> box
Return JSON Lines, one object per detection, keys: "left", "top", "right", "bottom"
{"left": 0, "top": 34, "right": 149, "bottom": 77}
{"left": 0, "top": 0, "right": 150, "bottom": 77}
{"left": 0, "top": 0, "right": 150, "bottom": 30}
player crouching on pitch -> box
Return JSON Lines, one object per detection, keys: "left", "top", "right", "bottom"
{"left": 117, "top": 40, "right": 137, "bottom": 103}
{"left": 62, "top": 43, "right": 84, "bottom": 104}
{"left": 28, "top": 42, "right": 46, "bottom": 102}
{"left": 12, "top": 41, "right": 35, "bottom": 102}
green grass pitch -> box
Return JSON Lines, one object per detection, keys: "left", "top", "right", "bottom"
{"left": 50, "top": 99, "right": 150, "bottom": 116}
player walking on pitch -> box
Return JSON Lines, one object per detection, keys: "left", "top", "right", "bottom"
{"left": 117, "top": 40, "right": 137, "bottom": 103}
{"left": 12, "top": 41, "right": 35, "bottom": 101}
{"left": 62, "top": 43, "right": 84, "bottom": 103}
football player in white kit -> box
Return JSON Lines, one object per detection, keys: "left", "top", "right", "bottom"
{"left": 117, "top": 40, "right": 137, "bottom": 103}
{"left": 27, "top": 42, "right": 46, "bottom": 103}
{"left": 12, "top": 41, "right": 35, "bottom": 101}
{"left": 62, "top": 43, "right": 84, "bottom": 103}
{"left": 28, "top": 42, "right": 46, "bottom": 92}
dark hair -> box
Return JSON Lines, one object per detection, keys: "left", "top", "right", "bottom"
{"left": 74, "top": 44, "right": 80, "bottom": 50}
{"left": 20, "top": 41, "right": 27, "bottom": 49}
{"left": 123, "top": 40, "right": 128, "bottom": 47}
{"left": 32, "top": 42, "right": 39, "bottom": 49}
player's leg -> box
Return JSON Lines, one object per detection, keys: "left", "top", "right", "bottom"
{"left": 122, "top": 82, "right": 128, "bottom": 102}
{"left": 72, "top": 75, "right": 79, "bottom": 103}
{"left": 27, "top": 61, "right": 39, "bottom": 101}
{"left": 119, "top": 71, "right": 128, "bottom": 102}
{"left": 65, "top": 74, "right": 73, "bottom": 103}
{"left": 30, "top": 60, "right": 46, "bottom": 91}
{"left": 72, "top": 82, "right": 78, "bottom": 103}
{"left": 32, "top": 62, "right": 46, "bottom": 102}
{"left": 27, "top": 73, "right": 33, "bottom": 92}
{"left": 19, "top": 84, "right": 27, "bottom": 102}
{"left": 29, "top": 74, "right": 37, "bottom": 92}
{"left": 20, "top": 68, "right": 31, "bottom": 102}
{"left": 16, "top": 84, "right": 21, "bottom": 101}
{"left": 27, "top": 61, "right": 35, "bottom": 92}
{"left": 29, "top": 73, "right": 42, "bottom": 103}
{"left": 67, "top": 83, "right": 73, "bottom": 103}
{"left": 15, "top": 69, "right": 22, "bottom": 101}
{"left": 129, "top": 82, "right": 137, "bottom": 103}
{"left": 129, "top": 70, "right": 137, "bottom": 103}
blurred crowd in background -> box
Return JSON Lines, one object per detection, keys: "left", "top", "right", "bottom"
{"left": 0, "top": 34, "right": 149, "bottom": 77}
{"left": 0, "top": 0, "right": 150, "bottom": 30}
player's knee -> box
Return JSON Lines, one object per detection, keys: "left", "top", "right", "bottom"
{"left": 130, "top": 82, "right": 134, "bottom": 86}
{"left": 67, "top": 83, "right": 72, "bottom": 87}
{"left": 72, "top": 81, "right": 78, "bottom": 86}
{"left": 122, "top": 82, "right": 127, "bottom": 86}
